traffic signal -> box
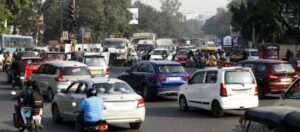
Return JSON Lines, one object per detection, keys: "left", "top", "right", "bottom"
{"left": 69, "top": 5, "right": 75, "bottom": 20}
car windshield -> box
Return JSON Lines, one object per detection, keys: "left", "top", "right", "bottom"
{"left": 46, "top": 53, "right": 65, "bottom": 60}
{"left": 93, "top": 82, "right": 134, "bottom": 94}
{"left": 153, "top": 50, "right": 166, "bottom": 55}
{"left": 250, "top": 51, "right": 259, "bottom": 56}
{"left": 225, "top": 71, "right": 255, "bottom": 84}
{"left": 265, "top": 50, "right": 278, "bottom": 57}
{"left": 104, "top": 40, "right": 125, "bottom": 48}
{"left": 137, "top": 45, "right": 154, "bottom": 51}
{"left": 159, "top": 65, "right": 185, "bottom": 73}
{"left": 272, "top": 64, "right": 295, "bottom": 73}
{"left": 20, "top": 52, "right": 36, "bottom": 57}
{"left": 177, "top": 50, "right": 189, "bottom": 55}
{"left": 62, "top": 67, "right": 90, "bottom": 76}
{"left": 23, "top": 59, "right": 43, "bottom": 65}
{"left": 84, "top": 57, "right": 106, "bottom": 66}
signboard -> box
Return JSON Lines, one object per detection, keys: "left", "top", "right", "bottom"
{"left": 62, "top": 31, "right": 69, "bottom": 40}
{"left": 223, "top": 36, "right": 232, "bottom": 46}
{"left": 84, "top": 32, "right": 91, "bottom": 42}
{"left": 128, "top": 8, "right": 138, "bottom": 24}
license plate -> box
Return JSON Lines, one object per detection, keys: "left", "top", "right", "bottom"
{"left": 20, "top": 77, "right": 25, "bottom": 80}
{"left": 281, "top": 78, "right": 291, "bottom": 82}
{"left": 168, "top": 77, "right": 181, "bottom": 81}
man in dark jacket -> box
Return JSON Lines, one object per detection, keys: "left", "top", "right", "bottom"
{"left": 10, "top": 56, "right": 25, "bottom": 83}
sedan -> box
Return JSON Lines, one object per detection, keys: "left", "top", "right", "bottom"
{"left": 51, "top": 78, "right": 145, "bottom": 129}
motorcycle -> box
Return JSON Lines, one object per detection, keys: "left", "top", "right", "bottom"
{"left": 11, "top": 91, "right": 40, "bottom": 132}
{"left": 12, "top": 72, "right": 25, "bottom": 90}
{"left": 72, "top": 102, "right": 108, "bottom": 132}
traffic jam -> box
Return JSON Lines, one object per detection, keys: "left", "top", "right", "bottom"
{"left": 2, "top": 36, "right": 300, "bottom": 132}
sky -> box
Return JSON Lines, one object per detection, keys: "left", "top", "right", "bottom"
{"left": 134, "top": 0, "right": 230, "bottom": 16}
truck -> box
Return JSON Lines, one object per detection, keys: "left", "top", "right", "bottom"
{"left": 131, "top": 32, "right": 156, "bottom": 49}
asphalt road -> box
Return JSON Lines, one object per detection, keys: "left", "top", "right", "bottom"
{"left": 0, "top": 67, "right": 279, "bottom": 132}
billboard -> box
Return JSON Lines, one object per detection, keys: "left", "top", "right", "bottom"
{"left": 128, "top": 8, "right": 138, "bottom": 24}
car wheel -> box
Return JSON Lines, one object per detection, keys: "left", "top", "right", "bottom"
{"left": 142, "top": 85, "right": 154, "bottom": 101}
{"left": 52, "top": 104, "right": 62, "bottom": 123}
{"left": 47, "top": 88, "right": 54, "bottom": 101}
{"left": 179, "top": 95, "right": 189, "bottom": 112}
{"left": 129, "top": 122, "right": 142, "bottom": 129}
{"left": 211, "top": 100, "right": 224, "bottom": 118}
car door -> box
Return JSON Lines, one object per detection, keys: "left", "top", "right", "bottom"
{"left": 201, "top": 70, "right": 218, "bottom": 109}
{"left": 185, "top": 71, "right": 206, "bottom": 108}
{"left": 127, "top": 64, "right": 142, "bottom": 90}
{"left": 255, "top": 63, "right": 268, "bottom": 87}
{"left": 69, "top": 82, "right": 87, "bottom": 120}
{"left": 60, "top": 82, "right": 81, "bottom": 119}
{"left": 31, "top": 64, "right": 47, "bottom": 93}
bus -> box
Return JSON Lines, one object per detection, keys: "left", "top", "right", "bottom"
{"left": 0, "top": 34, "right": 34, "bottom": 54}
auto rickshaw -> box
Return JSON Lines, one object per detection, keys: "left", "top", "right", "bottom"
{"left": 240, "top": 106, "right": 300, "bottom": 132}
{"left": 258, "top": 43, "right": 280, "bottom": 59}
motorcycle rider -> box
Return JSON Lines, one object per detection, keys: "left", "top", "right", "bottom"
{"left": 3, "top": 51, "right": 12, "bottom": 70}
{"left": 76, "top": 88, "right": 105, "bottom": 132}
{"left": 10, "top": 56, "right": 25, "bottom": 83}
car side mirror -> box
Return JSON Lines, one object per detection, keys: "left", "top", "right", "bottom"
{"left": 60, "top": 89, "right": 66, "bottom": 93}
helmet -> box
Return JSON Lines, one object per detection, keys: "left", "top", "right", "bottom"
{"left": 86, "top": 88, "right": 97, "bottom": 98}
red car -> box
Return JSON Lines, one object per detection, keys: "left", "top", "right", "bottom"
{"left": 174, "top": 50, "right": 190, "bottom": 65}
{"left": 39, "top": 52, "right": 66, "bottom": 62}
{"left": 23, "top": 57, "right": 43, "bottom": 81}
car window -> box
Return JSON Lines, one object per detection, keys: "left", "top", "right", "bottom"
{"left": 84, "top": 57, "right": 106, "bottom": 66}
{"left": 244, "top": 63, "right": 256, "bottom": 73}
{"left": 131, "top": 64, "right": 140, "bottom": 72}
{"left": 140, "top": 64, "right": 153, "bottom": 73}
{"left": 23, "top": 59, "right": 43, "bottom": 65}
{"left": 225, "top": 71, "right": 255, "bottom": 84}
{"left": 66, "top": 83, "right": 80, "bottom": 94}
{"left": 76, "top": 83, "right": 87, "bottom": 94}
{"left": 158, "top": 65, "right": 185, "bottom": 73}
{"left": 36, "top": 65, "right": 45, "bottom": 74}
{"left": 272, "top": 64, "right": 295, "bottom": 73}
{"left": 190, "top": 71, "right": 205, "bottom": 84}
{"left": 93, "top": 82, "right": 134, "bottom": 94}
{"left": 256, "top": 64, "right": 267, "bottom": 73}
{"left": 286, "top": 79, "right": 300, "bottom": 99}
{"left": 205, "top": 71, "right": 218, "bottom": 83}
{"left": 62, "top": 66, "right": 90, "bottom": 76}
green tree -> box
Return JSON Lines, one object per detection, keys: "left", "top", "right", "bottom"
{"left": 202, "top": 8, "right": 232, "bottom": 39}
{"left": 160, "top": 0, "right": 181, "bottom": 16}
{"left": 0, "top": 1, "right": 10, "bottom": 33}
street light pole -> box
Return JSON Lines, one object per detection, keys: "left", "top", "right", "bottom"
{"left": 60, "top": 0, "right": 63, "bottom": 39}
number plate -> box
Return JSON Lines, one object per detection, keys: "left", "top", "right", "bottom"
{"left": 281, "top": 78, "right": 291, "bottom": 82}
{"left": 168, "top": 77, "right": 181, "bottom": 81}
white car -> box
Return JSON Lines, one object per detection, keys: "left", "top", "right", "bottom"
{"left": 150, "top": 48, "right": 169, "bottom": 60}
{"left": 30, "top": 61, "right": 91, "bottom": 100}
{"left": 82, "top": 53, "right": 109, "bottom": 77}
{"left": 244, "top": 49, "right": 259, "bottom": 60}
{"left": 51, "top": 78, "right": 145, "bottom": 129}
{"left": 178, "top": 67, "right": 259, "bottom": 117}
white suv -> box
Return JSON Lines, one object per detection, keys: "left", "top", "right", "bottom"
{"left": 178, "top": 67, "right": 259, "bottom": 117}
{"left": 30, "top": 61, "right": 91, "bottom": 100}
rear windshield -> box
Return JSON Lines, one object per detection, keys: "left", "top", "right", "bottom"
{"left": 84, "top": 57, "right": 106, "bottom": 66}
{"left": 272, "top": 64, "right": 295, "bottom": 73}
{"left": 177, "top": 50, "right": 189, "bottom": 55}
{"left": 23, "top": 59, "right": 43, "bottom": 65}
{"left": 265, "top": 50, "right": 278, "bottom": 57}
{"left": 159, "top": 65, "right": 185, "bottom": 73}
{"left": 153, "top": 50, "right": 166, "bottom": 55}
{"left": 46, "top": 53, "right": 65, "bottom": 60}
{"left": 93, "top": 82, "right": 134, "bottom": 94}
{"left": 225, "top": 71, "right": 255, "bottom": 84}
{"left": 20, "top": 52, "right": 36, "bottom": 57}
{"left": 62, "top": 67, "right": 90, "bottom": 76}
{"left": 250, "top": 51, "right": 258, "bottom": 56}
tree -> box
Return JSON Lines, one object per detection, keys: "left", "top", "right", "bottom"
{"left": 0, "top": 1, "right": 10, "bottom": 33}
{"left": 202, "top": 8, "right": 232, "bottom": 39}
{"left": 160, "top": 0, "right": 181, "bottom": 16}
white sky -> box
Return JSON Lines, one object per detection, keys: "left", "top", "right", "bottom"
{"left": 134, "top": 0, "right": 229, "bottom": 16}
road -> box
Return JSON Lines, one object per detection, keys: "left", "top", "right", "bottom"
{"left": 0, "top": 67, "right": 278, "bottom": 132}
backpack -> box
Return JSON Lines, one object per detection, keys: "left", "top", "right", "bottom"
{"left": 31, "top": 90, "right": 44, "bottom": 108}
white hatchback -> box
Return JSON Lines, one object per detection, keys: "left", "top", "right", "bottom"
{"left": 51, "top": 78, "right": 145, "bottom": 129}
{"left": 178, "top": 67, "right": 259, "bottom": 117}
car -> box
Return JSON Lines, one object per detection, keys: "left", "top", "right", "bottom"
{"left": 30, "top": 61, "right": 91, "bottom": 100}
{"left": 174, "top": 49, "right": 190, "bottom": 65}
{"left": 244, "top": 49, "right": 259, "bottom": 60}
{"left": 39, "top": 52, "right": 66, "bottom": 62}
{"left": 149, "top": 48, "right": 170, "bottom": 60}
{"left": 22, "top": 57, "right": 43, "bottom": 81}
{"left": 81, "top": 53, "right": 109, "bottom": 77}
{"left": 118, "top": 60, "right": 189, "bottom": 100}
{"left": 51, "top": 78, "right": 145, "bottom": 129}
{"left": 236, "top": 59, "right": 298, "bottom": 98}
{"left": 178, "top": 67, "right": 258, "bottom": 117}
{"left": 17, "top": 51, "right": 36, "bottom": 58}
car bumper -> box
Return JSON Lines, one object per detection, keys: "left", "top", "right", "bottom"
{"left": 156, "top": 88, "right": 179, "bottom": 98}
{"left": 269, "top": 82, "right": 291, "bottom": 93}
{"left": 220, "top": 97, "right": 259, "bottom": 110}
{"left": 103, "top": 108, "right": 145, "bottom": 124}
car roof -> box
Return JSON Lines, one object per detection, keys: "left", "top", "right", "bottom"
{"left": 140, "top": 60, "right": 181, "bottom": 65}
{"left": 44, "top": 61, "right": 87, "bottom": 67}
{"left": 79, "top": 78, "right": 125, "bottom": 84}
{"left": 104, "top": 38, "right": 128, "bottom": 42}
{"left": 201, "top": 66, "right": 251, "bottom": 71}
{"left": 239, "top": 59, "right": 289, "bottom": 64}
{"left": 22, "top": 57, "right": 42, "bottom": 60}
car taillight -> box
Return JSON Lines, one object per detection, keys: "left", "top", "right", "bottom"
{"left": 105, "top": 68, "right": 110, "bottom": 76}
{"left": 99, "top": 122, "right": 108, "bottom": 132}
{"left": 55, "top": 69, "right": 69, "bottom": 82}
{"left": 293, "top": 73, "right": 299, "bottom": 78}
{"left": 137, "top": 98, "right": 145, "bottom": 108}
{"left": 152, "top": 75, "right": 166, "bottom": 81}
{"left": 182, "top": 76, "right": 190, "bottom": 81}
{"left": 254, "top": 85, "right": 258, "bottom": 96}
{"left": 220, "top": 83, "right": 227, "bottom": 97}
{"left": 266, "top": 67, "right": 278, "bottom": 79}
{"left": 33, "top": 110, "right": 40, "bottom": 115}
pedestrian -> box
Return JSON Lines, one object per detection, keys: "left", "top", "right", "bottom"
{"left": 208, "top": 52, "right": 217, "bottom": 67}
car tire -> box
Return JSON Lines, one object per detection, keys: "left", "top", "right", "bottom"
{"left": 47, "top": 88, "right": 54, "bottom": 101}
{"left": 129, "top": 122, "right": 142, "bottom": 129}
{"left": 179, "top": 95, "right": 189, "bottom": 112}
{"left": 211, "top": 100, "right": 224, "bottom": 118}
{"left": 52, "top": 104, "right": 62, "bottom": 123}
{"left": 142, "top": 85, "right": 154, "bottom": 101}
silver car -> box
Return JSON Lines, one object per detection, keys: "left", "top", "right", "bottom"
{"left": 51, "top": 78, "right": 145, "bottom": 129}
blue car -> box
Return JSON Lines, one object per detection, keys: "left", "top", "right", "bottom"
{"left": 118, "top": 60, "right": 189, "bottom": 100}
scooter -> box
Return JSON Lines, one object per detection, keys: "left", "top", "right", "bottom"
{"left": 11, "top": 91, "right": 40, "bottom": 132}
{"left": 12, "top": 72, "right": 25, "bottom": 90}
{"left": 72, "top": 102, "right": 108, "bottom": 132}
